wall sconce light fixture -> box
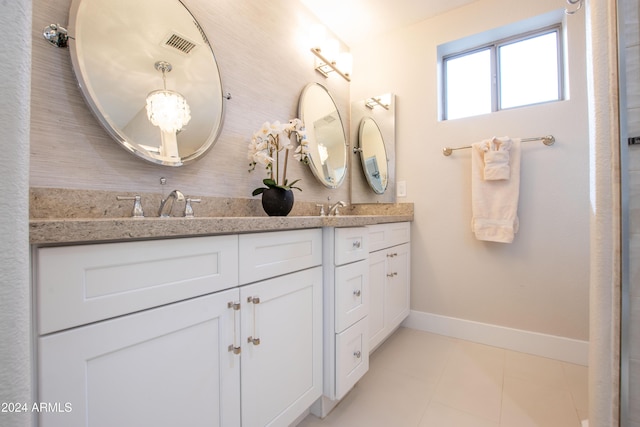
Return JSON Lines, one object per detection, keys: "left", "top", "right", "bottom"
{"left": 310, "top": 26, "right": 352, "bottom": 82}
{"left": 311, "top": 47, "right": 352, "bottom": 82}
{"left": 365, "top": 96, "right": 390, "bottom": 110}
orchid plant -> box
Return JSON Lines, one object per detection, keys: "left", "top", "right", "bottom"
{"left": 248, "top": 118, "right": 310, "bottom": 196}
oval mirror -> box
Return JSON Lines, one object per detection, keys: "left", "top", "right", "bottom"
{"left": 357, "top": 117, "right": 388, "bottom": 194}
{"left": 68, "top": 0, "right": 225, "bottom": 166}
{"left": 298, "top": 83, "right": 347, "bottom": 188}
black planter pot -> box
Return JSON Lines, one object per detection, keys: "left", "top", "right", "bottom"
{"left": 261, "top": 187, "right": 294, "bottom": 216}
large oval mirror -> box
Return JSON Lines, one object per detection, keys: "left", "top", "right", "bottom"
{"left": 298, "top": 83, "right": 347, "bottom": 188}
{"left": 68, "top": 0, "right": 225, "bottom": 166}
{"left": 358, "top": 117, "right": 388, "bottom": 194}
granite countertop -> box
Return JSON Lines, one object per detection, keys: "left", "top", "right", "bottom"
{"left": 29, "top": 214, "right": 413, "bottom": 245}
{"left": 30, "top": 188, "right": 413, "bottom": 245}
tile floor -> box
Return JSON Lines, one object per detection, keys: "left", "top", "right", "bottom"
{"left": 297, "top": 327, "right": 588, "bottom": 427}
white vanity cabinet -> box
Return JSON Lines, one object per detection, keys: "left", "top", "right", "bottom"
{"left": 35, "top": 229, "right": 323, "bottom": 427}
{"left": 367, "top": 222, "right": 411, "bottom": 352}
{"left": 312, "top": 227, "right": 369, "bottom": 418}
{"left": 238, "top": 229, "right": 323, "bottom": 427}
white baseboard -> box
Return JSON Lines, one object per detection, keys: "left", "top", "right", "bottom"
{"left": 402, "top": 310, "right": 588, "bottom": 366}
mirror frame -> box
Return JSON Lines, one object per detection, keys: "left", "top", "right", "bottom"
{"left": 298, "top": 83, "right": 348, "bottom": 189}
{"left": 357, "top": 117, "right": 388, "bottom": 194}
{"left": 68, "top": 0, "right": 226, "bottom": 167}
{"left": 350, "top": 93, "right": 396, "bottom": 203}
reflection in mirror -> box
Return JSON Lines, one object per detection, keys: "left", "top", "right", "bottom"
{"left": 69, "top": 0, "right": 225, "bottom": 166}
{"left": 350, "top": 93, "right": 396, "bottom": 203}
{"left": 358, "top": 117, "right": 388, "bottom": 194}
{"left": 298, "top": 83, "right": 347, "bottom": 188}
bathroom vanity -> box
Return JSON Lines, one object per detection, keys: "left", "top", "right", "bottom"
{"left": 35, "top": 229, "right": 322, "bottom": 427}
{"left": 30, "top": 211, "right": 412, "bottom": 427}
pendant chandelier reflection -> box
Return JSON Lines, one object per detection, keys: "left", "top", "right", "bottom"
{"left": 145, "top": 61, "right": 191, "bottom": 133}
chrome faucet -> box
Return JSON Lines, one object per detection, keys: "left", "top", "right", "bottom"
{"left": 328, "top": 200, "right": 347, "bottom": 216}
{"left": 158, "top": 190, "right": 185, "bottom": 217}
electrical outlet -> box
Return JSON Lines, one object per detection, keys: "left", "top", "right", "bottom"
{"left": 397, "top": 180, "right": 407, "bottom": 197}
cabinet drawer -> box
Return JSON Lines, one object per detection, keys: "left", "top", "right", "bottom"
{"left": 367, "top": 222, "right": 410, "bottom": 252}
{"left": 334, "top": 227, "right": 369, "bottom": 266}
{"left": 335, "top": 260, "right": 368, "bottom": 333}
{"left": 36, "top": 235, "right": 239, "bottom": 335}
{"left": 239, "top": 228, "right": 322, "bottom": 285}
{"left": 335, "top": 317, "right": 369, "bottom": 400}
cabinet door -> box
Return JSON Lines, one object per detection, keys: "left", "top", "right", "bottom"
{"left": 38, "top": 289, "right": 241, "bottom": 427}
{"left": 368, "top": 250, "right": 387, "bottom": 352}
{"left": 385, "top": 243, "right": 411, "bottom": 332}
{"left": 240, "top": 267, "right": 322, "bottom": 427}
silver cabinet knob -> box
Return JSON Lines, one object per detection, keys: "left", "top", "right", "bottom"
{"left": 354, "top": 351, "right": 362, "bottom": 359}
{"left": 353, "top": 289, "right": 361, "bottom": 297}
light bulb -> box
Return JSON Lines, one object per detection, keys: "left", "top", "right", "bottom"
{"left": 323, "top": 38, "right": 339, "bottom": 62}
{"left": 338, "top": 52, "right": 352, "bottom": 75}
{"left": 309, "top": 24, "right": 326, "bottom": 49}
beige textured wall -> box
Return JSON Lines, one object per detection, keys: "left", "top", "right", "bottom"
{"left": 31, "top": 0, "right": 351, "bottom": 205}
{"left": 352, "top": 0, "right": 591, "bottom": 341}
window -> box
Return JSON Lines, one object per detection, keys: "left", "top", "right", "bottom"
{"left": 443, "top": 26, "right": 563, "bottom": 120}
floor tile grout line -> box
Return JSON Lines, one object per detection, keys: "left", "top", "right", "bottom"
{"left": 414, "top": 336, "right": 462, "bottom": 427}
{"left": 498, "top": 345, "right": 506, "bottom": 426}
{"left": 560, "top": 361, "right": 588, "bottom": 426}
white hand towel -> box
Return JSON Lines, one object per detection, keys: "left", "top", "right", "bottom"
{"left": 471, "top": 137, "right": 521, "bottom": 243}
{"left": 482, "top": 137, "right": 512, "bottom": 180}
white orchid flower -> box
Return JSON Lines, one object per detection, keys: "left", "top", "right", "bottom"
{"left": 252, "top": 150, "right": 273, "bottom": 166}
{"left": 293, "top": 144, "right": 309, "bottom": 162}
{"left": 257, "top": 122, "right": 272, "bottom": 137}
{"left": 269, "top": 121, "right": 283, "bottom": 135}
{"left": 248, "top": 117, "right": 308, "bottom": 192}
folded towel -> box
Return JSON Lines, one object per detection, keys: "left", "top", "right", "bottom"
{"left": 479, "top": 137, "right": 512, "bottom": 180}
{"left": 471, "top": 137, "right": 521, "bottom": 243}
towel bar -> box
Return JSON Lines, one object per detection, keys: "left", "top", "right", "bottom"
{"left": 442, "top": 135, "right": 555, "bottom": 156}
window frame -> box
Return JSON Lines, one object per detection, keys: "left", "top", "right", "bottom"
{"left": 442, "top": 24, "right": 564, "bottom": 121}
